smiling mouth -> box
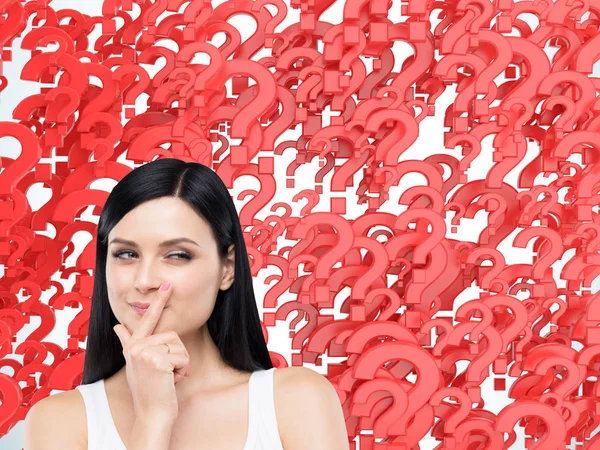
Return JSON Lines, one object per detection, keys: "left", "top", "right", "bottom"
{"left": 130, "top": 305, "right": 149, "bottom": 315}
{"left": 130, "top": 304, "right": 169, "bottom": 315}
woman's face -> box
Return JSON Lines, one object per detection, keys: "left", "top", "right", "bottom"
{"left": 105, "top": 197, "right": 234, "bottom": 334}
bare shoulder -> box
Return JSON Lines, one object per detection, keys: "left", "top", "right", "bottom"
{"left": 273, "top": 366, "right": 349, "bottom": 449}
{"left": 24, "top": 387, "right": 87, "bottom": 450}
{"left": 273, "top": 366, "right": 334, "bottom": 392}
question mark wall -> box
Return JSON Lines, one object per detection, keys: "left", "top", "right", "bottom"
{"left": 0, "top": 0, "right": 600, "bottom": 448}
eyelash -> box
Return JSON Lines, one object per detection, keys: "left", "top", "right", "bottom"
{"left": 110, "top": 251, "right": 193, "bottom": 261}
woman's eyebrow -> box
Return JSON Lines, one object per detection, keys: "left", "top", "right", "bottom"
{"left": 109, "top": 237, "right": 201, "bottom": 248}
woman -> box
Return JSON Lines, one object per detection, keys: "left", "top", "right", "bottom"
{"left": 24, "top": 158, "right": 349, "bottom": 450}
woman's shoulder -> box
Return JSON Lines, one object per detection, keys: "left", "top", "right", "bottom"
{"left": 24, "top": 385, "right": 88, "bottom": 449}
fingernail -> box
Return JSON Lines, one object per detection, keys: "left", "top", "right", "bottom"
{"left": 161, "top": 280, "right": 170, "bottom": 291}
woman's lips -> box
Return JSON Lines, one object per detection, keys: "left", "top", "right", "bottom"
{"left": 130, "top": 304, "right": 169, "bottom": 315}
{"left": 131, "top": 304, "right": 149, "bottom": 315}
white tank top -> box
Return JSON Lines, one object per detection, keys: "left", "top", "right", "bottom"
{"left": 75, "top": 367, "right": 284, "bottom": 450}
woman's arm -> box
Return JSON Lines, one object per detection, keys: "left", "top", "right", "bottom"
{"left": 276, "top": 367, "right": 350, "bottom": 450}
{"left": 24, "top": 392, "right": 87, "bottom": 450}
{"left": 129, "top": 414, "right": 176, "bottom": 450}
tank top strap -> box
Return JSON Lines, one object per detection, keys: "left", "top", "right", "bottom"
{"left": 75, "top": 379, "right": 127, "bottom": 450}
{"left": 75, "top": 380, "right": 101, "bottom": 450}
{"left": 247, "top": 367, "right": 283, "bottom": 449}
{"left": 243, "top": 369, "right": 258, "bottom": 449}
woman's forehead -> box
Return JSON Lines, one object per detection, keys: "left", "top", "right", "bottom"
{"left": 109, "top": 202, "right": 211, "bottom": 245}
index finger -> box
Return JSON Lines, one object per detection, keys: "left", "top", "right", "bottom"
{"left": 132, "top": 280, "right": 171, "bottom": 340}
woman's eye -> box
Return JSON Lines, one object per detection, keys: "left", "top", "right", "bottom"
{"left": 170, "top": 252, "right": 192, "bottom": 260}
{"left": 110, "top": 251, "right": 192, "bottom": 260}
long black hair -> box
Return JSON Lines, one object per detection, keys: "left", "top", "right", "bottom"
{"left": 81, "top": 158, "right": 273, "bottom": 385}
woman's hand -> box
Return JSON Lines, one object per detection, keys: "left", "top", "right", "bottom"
{"left": 113, "top": 280, "right": 191, "bottom": 422}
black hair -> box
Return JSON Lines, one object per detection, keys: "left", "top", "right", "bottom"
{"left": 80, "top": 158, "right": 273, "bottom": 385}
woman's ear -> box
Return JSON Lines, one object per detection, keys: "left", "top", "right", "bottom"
{"left": 219, "top": 244, "right": 235, "bottom": 291}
